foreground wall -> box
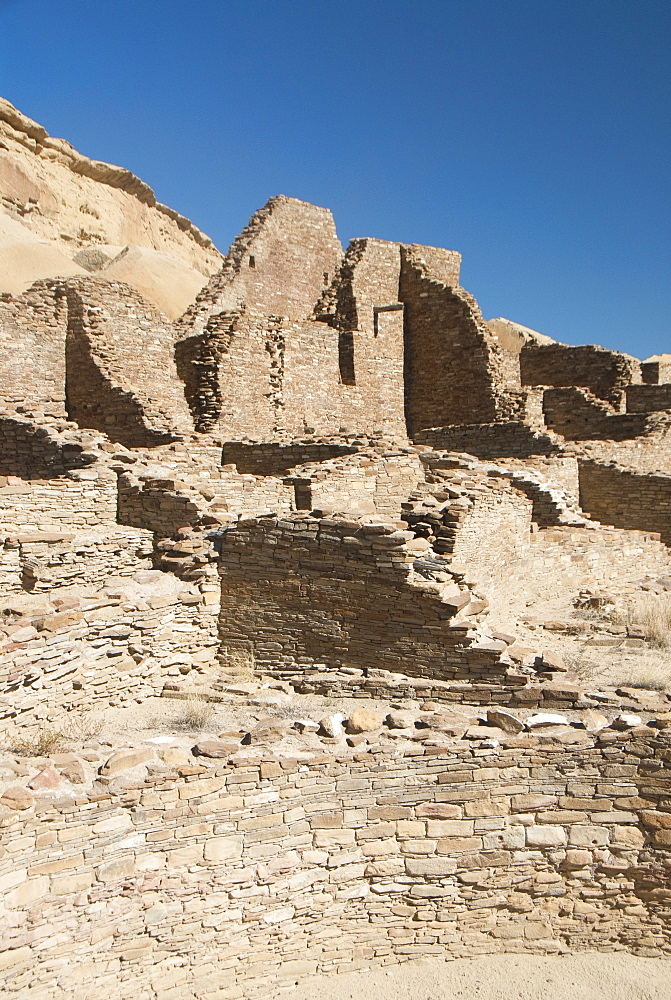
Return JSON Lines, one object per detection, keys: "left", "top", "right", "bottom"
{"left": 1, "top": 737, "right": 669, "bottom": 998}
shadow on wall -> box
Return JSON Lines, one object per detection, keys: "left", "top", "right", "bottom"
{"left": 0, "top": 416, "right": 97, "bottom": 479}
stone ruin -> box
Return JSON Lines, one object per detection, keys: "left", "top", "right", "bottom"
{"left": 0, "top": 98, "right": 670, "bottom": 998}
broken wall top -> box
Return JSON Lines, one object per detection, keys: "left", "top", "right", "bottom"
{"left": 178, "top": 196, "right": 343, "bottom": 334}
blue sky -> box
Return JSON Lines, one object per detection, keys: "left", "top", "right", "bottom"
{"left": 1, "top": 0, "right": 669, "bottom": 358}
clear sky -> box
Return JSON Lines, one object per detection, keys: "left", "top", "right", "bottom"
{"left": 1, "top": 0, "right": 669, "bottom": 358}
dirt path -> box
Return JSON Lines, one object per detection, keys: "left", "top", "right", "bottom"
{"left": 284, "top": 952, "right": 670, "bottom": 1000}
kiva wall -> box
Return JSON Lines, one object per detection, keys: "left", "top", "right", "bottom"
{"left": 1, "top": 737, "right": 669, "bottom": 998}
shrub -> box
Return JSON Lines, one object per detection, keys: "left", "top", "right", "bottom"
{"left": 173, "top": 692, "right": 215, "bottom": 731}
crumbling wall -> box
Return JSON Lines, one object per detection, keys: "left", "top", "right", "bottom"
{"left": 503, "top": 457, "right": 581, "bottom": 505}
{"left": 313, "top": 236, "right": 462, "bottom": 334}
{"left": 217, "top": 514, "right": 512, "bottom": 684}
{"left": 0, "top": 413, "right": 104, "bottom": 479}
{"left": 0, "top": 584, "right": 219, "bottom": 726}
{"left": 521, "top": 343, "right": 642, "bottom": 408}
{"left": 178, "top": 196, "right": 342, "bottom": 336}
{"left": 64, "top": 277, "right": 193, "bottom": 448}
{"left": 0, "top": 280, "right": 67, "bottom": 414}
{"left": 0, "top": 739, "right": 669, "bottom": 997}
{"left": 543, "top": 387, "right": 652, "bottom": 440}
{"left": 175, "top": 310, "right": 277, "bottom": 435}
{"left": 117, "top": 471, "right": 207, "bottom": 535}
{"left": 400, "top": 251, "right": 524, "bottom": 435}
{"left": 176, "top": 310, "right": 407, "bottom": 441}
{"left": 579, "top": 461, "right": 671, "bottom": 544}
{"left": 508, "top": 521, "right": 671, "bottom": 601}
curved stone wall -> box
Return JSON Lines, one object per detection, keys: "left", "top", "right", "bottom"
{"left": 1, "top": 734, "right": 669, "bottom": 998}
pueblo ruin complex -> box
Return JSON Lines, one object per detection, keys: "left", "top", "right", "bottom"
{"left": 0, "top": 97, "right": 670, "bottom": 998}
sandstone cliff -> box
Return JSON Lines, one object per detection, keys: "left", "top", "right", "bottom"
{"left": 0, "top": 97, "right": 223, "bottom": 316}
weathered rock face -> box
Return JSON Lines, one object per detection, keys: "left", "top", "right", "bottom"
{"left": 0, "top": 97, "right": 222, "bottom": 312}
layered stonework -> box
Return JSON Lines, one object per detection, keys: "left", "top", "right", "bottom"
{"left": 178, "top": 196, "right": 342, "bottom": 336}
{"left": 64, "top": 278, "right": 193, "bottom": 447}
{"left": 399, "top": 253, "right": 525, "bottom": 435}
{"left": 0, "top": 737, "right": 669, "bottom": 998}
{"left": 520, "top": 343, "right": 642, "bottom": 408}
{"left": 217, "top": 511, "right": 522, "bottom": 686}
{"left": 0, "top": 280, "right": 67, "bottom": 414}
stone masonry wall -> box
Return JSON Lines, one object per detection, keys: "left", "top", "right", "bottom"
{"left": 626, "top": 384, "right": 671, "bottom": 414}
{"left": 0, "top": 472, "right": 117, "bottom": 534}
{"left": 292, "top": 450, "right": 426, "bottom": 520}
{"left": 521, "top": 344, "right": 642, "bottom": 408}
{"left": 178, "top": 196, "right": 342, "bottom": 337}
{"left": 400, "top": 252, "right": 524, "bottom": 435}
{"left": 221, "top": 441, "right": 359, "bottom": 477}
{"left": 314, "top": 238, "right": 403, "bottom": 332}
{"left": 414, "top": 422, "right": 562, "bottom": 459}
{"left": 217, "top": 514, "right": 512, "bottom": 685}
{"left": 0, "top": 737, "right": 669, "bottom": 998}
{"left": 176, "top": 310, "right": 407, "bottom": 441}
{"left": 0, "top": 414, "right": 105, "bottom": 480}
{"left": 642, "top": 358, "right": 671, "bottom": 384}
{"left": 0, "top": 586, "right": 219, "bottom": 728}
{"left": 64, "top": 278, "right": 193, "bottom": 448}
{"left": 0, "top": 280, "right": 67, "bottom": 415}
{"left": 441, "top": 483, "right": 533, "bottom": 596}
{"left": 543, "top": 387, "right": 649, "bottom": 441}
{"left": 314, "top": 240, "right": 461, "bottom": 335}
{"left": 578, "top": 461, "right": 671, "bottom": 545}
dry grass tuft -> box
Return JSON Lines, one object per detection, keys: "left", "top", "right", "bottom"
{"left": 58, "top": 712, "right": 105, "bottom": 745}
{"left": 11, "top": 725, "right": 66, "bottom": 757}
{"left": 173, "top": 692, "right": 215, "bottom": 731}
{"left": 220, "top": 644, "right": 256, "bottom": 680}
{"left": 626, "top": 594, "right": 671, "bottom": 649}
{"left": 9, "top": 711, "right": 106, "bottom": 756}
{"left": 611, "top": 660, "right": 671, "bottom": 692}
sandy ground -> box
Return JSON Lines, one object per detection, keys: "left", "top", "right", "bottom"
{"left": 284, "top": 952, "right": 670, "bottom": 1000}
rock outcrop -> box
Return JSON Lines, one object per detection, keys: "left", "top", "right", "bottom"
{"left": 0, "top": 97, "right": 222, "bottom": 314}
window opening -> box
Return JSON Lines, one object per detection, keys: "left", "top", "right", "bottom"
{"left": 338, "top": 331, "right": 356, "bottom": 386}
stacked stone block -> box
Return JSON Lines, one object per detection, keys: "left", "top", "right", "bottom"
{"left": 64, "top": 277, "right": 193, "bottom": 447}
{"left": 0, "top": 736, "right": 669, "bottom": 997}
